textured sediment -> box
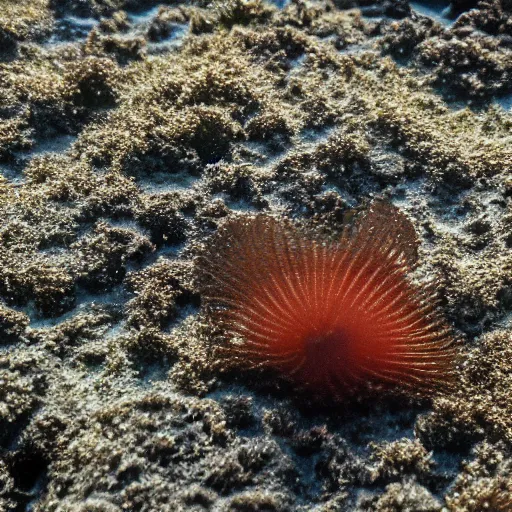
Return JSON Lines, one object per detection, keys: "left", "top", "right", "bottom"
{"left": 1, "top": 0, "right": 512, "bottom": 510}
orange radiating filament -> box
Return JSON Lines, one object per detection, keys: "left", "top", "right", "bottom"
{"left": 198, "top": 201, "right": 457, "bottom": 396}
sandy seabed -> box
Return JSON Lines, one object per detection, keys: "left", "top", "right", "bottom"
{"left": 1, "top": 0, "right": 512, "bottom": 510}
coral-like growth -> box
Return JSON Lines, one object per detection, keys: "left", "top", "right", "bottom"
{"left": 199, "top": 202, "right": 457, "bottom": 396}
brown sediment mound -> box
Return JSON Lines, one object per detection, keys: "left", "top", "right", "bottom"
{"left": 0, "top": 0, "right": 512, "bottom": 510}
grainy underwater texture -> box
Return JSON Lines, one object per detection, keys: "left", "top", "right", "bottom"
{"left": 0, "top": 0, "right": 512, "bottom": 510}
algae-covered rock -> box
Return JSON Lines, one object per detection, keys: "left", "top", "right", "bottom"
{"left": 367, "top": 480, "right": 442, "bottom": 511}
{"left": 1, "top": 0, "right": 512, "bottom": 510}
{"left": 417, "top": 329, "right": 512, "bottom": 448}
{"left": 0, "top": 304, "right": 29, "bottom": 343}
{"left": 0, "top": 0, "right": 53, "bottom": 43}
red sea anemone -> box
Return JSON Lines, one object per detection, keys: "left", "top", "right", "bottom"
{"left": 198, "top": 201, "right": 457, "bottom": 396}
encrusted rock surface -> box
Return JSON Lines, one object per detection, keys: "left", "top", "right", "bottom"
{"left": 1, "top": 0, "right": 512, "bottom": 510}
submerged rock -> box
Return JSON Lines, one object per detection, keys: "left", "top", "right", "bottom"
{"left": 1, "top": 0, "right": 512, "bottom": 509}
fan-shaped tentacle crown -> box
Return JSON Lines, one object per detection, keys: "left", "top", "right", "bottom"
{"left": 198, "top": 201, "right": 457, "bottom": 396}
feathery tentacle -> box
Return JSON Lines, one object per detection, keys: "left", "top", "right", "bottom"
{"left": 198, "top": 201, "right": 457, "bottom": 396}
